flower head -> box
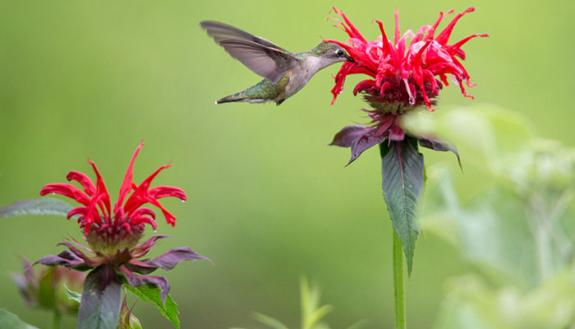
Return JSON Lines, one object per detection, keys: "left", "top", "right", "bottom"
{"left": 40, "top": 142, "right": 186, "bottom": 253}
{"left": 327, "top": 8, "right": 485, "bottom": 163}
{"left": 327, "top": 7, "right": 487, "bottom": 109}
{"left": 37, "top": 143, "right": 205, "bottom": 300}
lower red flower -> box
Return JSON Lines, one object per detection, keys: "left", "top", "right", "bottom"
{"left": 36, "top": 143, "right": 206, "bottom": 300}
{"left": 40, "top": 142, "right": 186, "bottom": 253}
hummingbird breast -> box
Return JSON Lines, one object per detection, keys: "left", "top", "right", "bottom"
{"left": 284, "top": 57, "right": 322, "bottom": 98}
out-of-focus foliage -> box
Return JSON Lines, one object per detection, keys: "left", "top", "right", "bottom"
{"left": 233, "top": 278, "right": 365, "bottom": 329}
{"left": 405, "top": 106, "right": 575, "bottom": 329}
{"left": 0, "top": 309, "right": 38, "bottom": 329}
{"left": 12, "top": 261, "right": 84, "bottom": 316}
{"left": 118, "top": 299, "right": 143, "bottom": 329}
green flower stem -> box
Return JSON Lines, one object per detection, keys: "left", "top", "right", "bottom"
{"left": 393, "top": 230, "right": 406, "bottom": 329}
{"left": 52, "top": 311, "right": 62, "bottom": 329}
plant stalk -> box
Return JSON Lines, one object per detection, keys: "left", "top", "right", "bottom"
{"left": 393, "top": 230, "right": 406, "bottom": 329}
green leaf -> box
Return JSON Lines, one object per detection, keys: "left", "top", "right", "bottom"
{"left": 420, "top": 167, "right": 544, "bottom": 286}
{"left": 65, "top": 285, "right": 82, "bottom": 304}
{"left": 37, "top": 267, "right": 57, "bottom": 309}
{"left": 380, "top": 138, "right": 425, "bottom": 274}
{"left": 300, "top": 277, "right": 332, "bottom": 329}
{"left": 125, "top": 284, "right": 180, "bottom": 329}
{"left": 253, "top": 313, "right": 290, "bottom": 329}
{"left": 0, "top": 198, "right": 72, "bottom": 218}
{"left": 433, "top": 272, "right": 575, "bottom": 329}
{"left": 118, "top": 299, "right": 144, "bottom": 329}
{"left": 0, "top": 309, "right": 38, "bottom": 329}
{"left": 78, "top": 267, "right": 122, "bottom": 329}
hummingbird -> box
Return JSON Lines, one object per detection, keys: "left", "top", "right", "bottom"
{"left": 200, "top": 21, "right": 353, "bottom": 105}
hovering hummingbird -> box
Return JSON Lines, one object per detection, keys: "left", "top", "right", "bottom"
{"left": 200, "top": 21, "right": 353, "bottom": 105}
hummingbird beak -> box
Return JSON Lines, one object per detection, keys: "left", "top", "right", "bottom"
{"left": 344, "top": 53, "right": 355, "bottom": 63}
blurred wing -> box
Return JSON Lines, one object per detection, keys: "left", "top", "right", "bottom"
{"left": 201, "top": 21, "right": 299, "bottom": 82}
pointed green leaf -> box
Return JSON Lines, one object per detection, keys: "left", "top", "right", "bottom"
{"left": 125, "top": 284, "right": 180, "bottom": 329}
{"left": 304, "top": 305, "right": 332, "bottom": 329}
{"left": 78, "top": 267, "right": 122, "bottom": 329}
{"left": 118, "top": 299, "right": 144, "bottom": 329}
{"left": 380, "top": 138, "right": 425, "bottom": 274}
{"left": 0, "top": 309, "right": 38, "bottom": 329}
{"left": 64, "top": 285, "right": 82, "bottom": 304}
{"left": 300, "top": 277, "right": 332, "bottom": 329}
{"left": 252, "top": 313, "right": 290, "bottom": 329}
{"left": 0, "top": 198, "right": 72, "bottom": 218}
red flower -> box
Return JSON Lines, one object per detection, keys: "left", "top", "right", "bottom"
{"left": 40, "top": 142, "right": 186, "bottom": 252}
{"left": 327, "top": 7, "right": 488, "bottom": 109}
{"left": 328, "top": 8, "right": 485, "bottom": 163}
{"left": 35, "top": 143, "right": 205, "bottom": 301}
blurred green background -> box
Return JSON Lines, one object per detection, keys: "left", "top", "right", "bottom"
{"left": 1, "top": 0, "right": 574, "bottom": 328}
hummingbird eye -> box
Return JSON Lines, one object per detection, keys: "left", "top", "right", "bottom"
{"left": 335, "top": 49, "right": 344, "bottom": 57}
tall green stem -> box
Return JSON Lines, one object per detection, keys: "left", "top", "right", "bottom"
{"left": 393, "top": 230, "right": 406, "bottom": 329}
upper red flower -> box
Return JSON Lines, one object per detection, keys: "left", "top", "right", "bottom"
{"left": 327, "top": 7, "right": 488, "bottom": 109}
{"left": 40, "top": 143, "right": 186, "bottom": 246}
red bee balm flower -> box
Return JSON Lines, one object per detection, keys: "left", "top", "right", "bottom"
{"left": 40, "top": 142, "right": 186, "bottom": 254}
{"left": 328, "top": 7, "right": 487, "bottom": 108}
{"left": 35, "top": 143, "right": 205, "bottom": 301}
{"left": 327, "top": 7, "right": 486, "bottom": 163}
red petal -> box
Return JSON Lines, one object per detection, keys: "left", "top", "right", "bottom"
{"left": 88, "top": 160, "right": 111, "bottom": 218}
{"left": 353, "top": 79, "right": 375, "bottom": 95}
{"left": 436, "top": 7, "right": 476, "bottom": 44}
{"left": 114, "top": 142, "right": 144, "bottom": 212}
{"left": 40, "top": 184, "right": 90, "bottom": 205}
{"left": 66, "top": 171, "right": 96, "bottom": 195}
{"left": 394, "top": 9, "right": 401, "bottom": 44}
{"left": 148, "top": 186, "right": 187, "bottom": 201}
{"left": 333, "top": 7, "right": 367, "bottom": 42}
{"left": 427, "top": 11, "right": 446, "bottom": 39}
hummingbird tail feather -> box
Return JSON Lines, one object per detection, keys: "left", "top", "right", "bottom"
{"left": 216, "top": 93, "right": 267, "bottom": 104}
{"left": 216, "top": 95, "right": 243, "bottom": 104}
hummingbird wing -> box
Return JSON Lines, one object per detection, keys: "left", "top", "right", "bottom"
{"left": 200, "top": 21, "right": 300, "bottom": 83}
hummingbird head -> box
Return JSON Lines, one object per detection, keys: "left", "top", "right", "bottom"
{"left": 311, "top": 41, "right": 354, "bottom": 65}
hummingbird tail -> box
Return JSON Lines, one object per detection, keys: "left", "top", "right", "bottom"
{"left": 216, "top": 94, "right": 245, "bottom": 104}
{"left": 216, "top": 93, "right": 268, "bottom": 104}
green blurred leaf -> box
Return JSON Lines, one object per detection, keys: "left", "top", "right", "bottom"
{"left": 78, "top": 267, "right": 122, "bottom": 329}
{"left": 125, "top": 284, "right": 180, "bottom": 329}
{"left": 0, "top": 198, "right": 72, "bottom": 218}
{"left": 300, "top": 277, "right": 332, "bottom": 329}
{"left": 38, "top": 267, "right": 57, "bottom": 309}
{"left": 402, "top": 105, "right": 534, "bottom": 173}
{"left": 253, "top": 313, "right": 290, "bottom": 329}
{"left": 65, "top": 285, "right": 82, "bottom": 304}
{"left": 434, "top": 273, "right": 575, "bottom": 329}
{"left": 240, "top": 278, "right": 356, "bottom": 329}
{"left": 0, "top": 309, "right": 38, "bottom": 329}
{"left": 118, "top": 299, "right": 143, "bottom": 329}
{"left": 380, "top": 138, "right": 424, "bottom": 274}
{"left": 420, "top": 167, "right": 537, "bottom": 286}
